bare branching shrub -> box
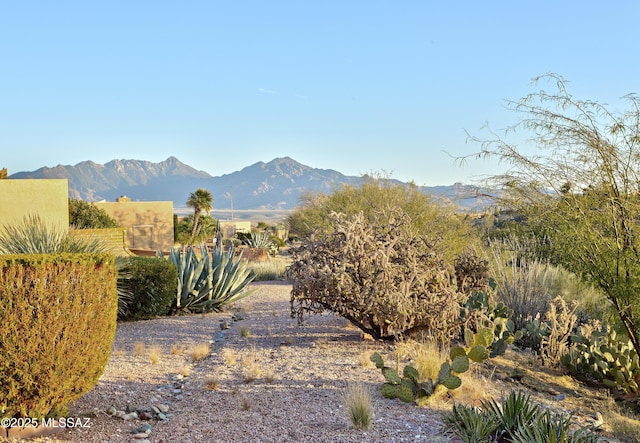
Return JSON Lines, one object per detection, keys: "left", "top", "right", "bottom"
{"left": 288, "top": 209, "right": 465, "bottom": 342}
{"left": 539, "top": 297, "right": 578, "bottom": 368}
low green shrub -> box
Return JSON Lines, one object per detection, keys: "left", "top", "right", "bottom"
{"left": 0, "top": 253, "right": 118, "bottom": 419}
{"left": 118, "top": 256, "right": 178, "bottom": 320}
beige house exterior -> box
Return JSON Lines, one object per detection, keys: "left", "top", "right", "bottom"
{"left": 0, "top": 179, "right": 69, "bottom": 231}
{"left": 95, "top": 197, "right": 174, "bottom": 252}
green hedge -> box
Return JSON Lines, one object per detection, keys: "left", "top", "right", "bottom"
{"left": 0, "top": 253, "right": 118, "bottom": 419}
{"left": 119, "top": 256, "right": 178, "bottom": 320}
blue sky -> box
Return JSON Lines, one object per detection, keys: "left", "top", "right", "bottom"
{"left": 2, "top": 1, "right": 639, "bottom": 186}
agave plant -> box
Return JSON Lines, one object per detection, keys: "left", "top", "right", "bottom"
{"left": 242, "top": 231, "right": 274, "bottom": 249}
{"left": 0, "top": 214, "right": 107, "bottom": 254}
{"left": 164, "top": 243, "right": 255, "bottom": 314}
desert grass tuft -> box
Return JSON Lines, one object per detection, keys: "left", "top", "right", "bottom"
{"left": 179, "top": 365, "right": 192, "bottom": 377}
{"left": 264, "top": 368, "right": 276, "bottom": 383}
{"left": 148, "top": 345, "right": 162, "bottom": 364}
{"left": 134, "top": 341, "right": 146, "bottom": 356}
{"left": 242, "top": 345, "right": 261, "bottom": 382}
{"left": 171, "top": 344, "right": 185, "bottom": 355}
{"left": 605, "top": 405, "right": 640, "bottom": 441}
{"left": 357, "top": 351, "right": 376, "bottom": 368}
{"left": 187, "top": 342, "right": 211, "bottom": 362}
{"left": 240, "top": 396, "right": 251, "bottom": 411}
{"left": 204, "top": 376, "right": 221, "bottom": 391}
{"left": 240, "top": 326, "right": 251, "bottom": 338}
{"left": 112, "top": 347, "right": 125, "bottom": 358}
{"left": 342, "top": 383, "right": 374, "bottom": 431}
{"left": 221, "top": 348, "right": 237, "bottom": 366}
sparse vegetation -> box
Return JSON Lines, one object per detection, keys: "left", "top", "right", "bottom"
{"left": 187, "top": 342, "right": 211, "bottom": 362}
{"left": 342, "top": 383, "right": 374, "bottom": 431}
{"left": 148, "top": 345, "right": 162, "bottom": 364}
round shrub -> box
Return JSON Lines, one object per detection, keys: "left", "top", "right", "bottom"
{"left": 119, "top": 256, "right": 178, "bottom": 320}
{"left": 0, "top": 253, "right": 118, "bottom": 419}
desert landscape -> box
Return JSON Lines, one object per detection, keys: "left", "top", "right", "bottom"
{"left": 3, "top": 281, "right": 622, "bottom": 443}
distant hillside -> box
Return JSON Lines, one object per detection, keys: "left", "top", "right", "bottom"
{"left": 10, "top": 156, "right": 494, "bottom": 211}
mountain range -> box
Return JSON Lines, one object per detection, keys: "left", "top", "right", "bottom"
{"left": 9, "top": 156, "right": 492, "bottom": 211}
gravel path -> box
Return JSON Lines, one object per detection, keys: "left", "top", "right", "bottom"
{"left": 10, "top": 282, "right": 449, "bottom": 443}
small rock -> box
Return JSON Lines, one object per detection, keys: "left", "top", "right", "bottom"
{"left": 156, "top": 412, "right": 167, "bottom": 421}
{"left": 592, "top": 412, "right": 604, "bottom": 428}
{"left": 132, "top": 433, "right": 150, "bottom": 440}
{"left": 175, "top": 374, "right": 184, "bottom": 380}
{"left": 157, "top": 404, "right": 170, "bottom": 413}
{"left": 219, "top": 319, "right": 231, "bottom": 330}
{"left": 151, "top": 406, "right": 160, "bottom": 414}
{"left": 554, "top": 394, "right": 565, "bottom": 401}
{"left": 138, "top": 411, "right": 154, "bottom": 420}
{"left": 115, "top": 410, "right": 126, "bottom": 419}
{"left": 214, "top": 332, "right": 226, "bottom": 342}
{"left": 106, "top": 406, "right": 117, "bottom": 416}
{"left": 132, "top": 424, "right": 152, "bottom": 434}
{"left": 122, "top": 412, "right": 139, "bottom": 421}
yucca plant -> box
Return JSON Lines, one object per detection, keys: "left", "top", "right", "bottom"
{"left": 164, "top": 243, "right": 255, "bottom": 314}
{"left": 441, "top": 403, "right": 499, "bottom": 443}
{"left": 510, "top": 409, "right": 598, "bottom": 443}
{"left": 481, "top": 390, "right": 538, "bottom": 440}
{"left": 442, "top": 391, "right": 598, "bottom": 443}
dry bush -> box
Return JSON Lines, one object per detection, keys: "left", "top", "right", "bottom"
{"left": 204, "top": 376, "right": 221, "bottom": 390}
{"left": 289, "top": 209, "right": 465, "bottom": 342}
{"left": 148, "top": 345, "right": 162, "bottom": 364}
{"left": 171, "top": 344, "right": 185, "bottom": 355}
{"left": 539, "top": 296, "right": 578, "bottom": 367}
{"left": 134, "top": 341, "right": 146, "bottom": 356}
{"left": 187, "top": 342, "right": 211, "bottom": 362}
{"left": 221, "top": 348, "right": 237, "bottom": 366}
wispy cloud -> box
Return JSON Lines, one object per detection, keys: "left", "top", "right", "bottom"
{"left": 258, "top": 88, "right": 277, "bottom": 94}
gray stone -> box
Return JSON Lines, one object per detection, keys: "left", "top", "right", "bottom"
{"left": 157, "top": 404, "right": 170, "bottom": 413}
{"left": 122, "top": 412, "right": 139, "bottom": 421}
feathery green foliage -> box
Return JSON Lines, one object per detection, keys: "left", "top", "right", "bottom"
{"left": 68, "top": 198, "right": 119, "bottom": 228}
{"left": 287, "top": 175, "right": 478, "bottom": 261}
{"left": 466, "top": 73, "right": 640, "bottom": 360}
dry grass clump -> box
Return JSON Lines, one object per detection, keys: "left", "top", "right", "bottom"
{"left": 342, "top": 383, "right": 374, "bottom": 430}
{"left": 221, "top": 348, "right": 237, "bottom": 366}
{"left": 240, "top": 326, "right": 251, "bottom": 338}
{"left": 395, "top": 339, "right": 449, "bottom": 382}
{"left": 357, "top": 351, "right": 375, "bottom": 368}
{"left": 204, "top": 376, "right": 221, "bottom": 391}
{"left": 148, "top": 345, "right": 162, "bottom": 364}
{"left": 171, "top": 344, "right": 186, "bottom": 355}
{"left": 134, "top": 341, "right": 145, "bottom": 356}
{"left": 187, "top": 342, "right": 211, "bottom": 362}
{"left": 179, "top": 365, "right": 192, "bottom": 377}
{"left": 242, "top": 345, "right": 262, "bottom": 383}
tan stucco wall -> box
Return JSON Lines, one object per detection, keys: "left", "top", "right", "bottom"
{"left": 95, "top": 200, "right": 174, "bottom": 252}
{"left": 70, "top": 227, "right": 131, "bottom": 257}
{"left": 0, "top": 179, "right": 69, "bottom": 231}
